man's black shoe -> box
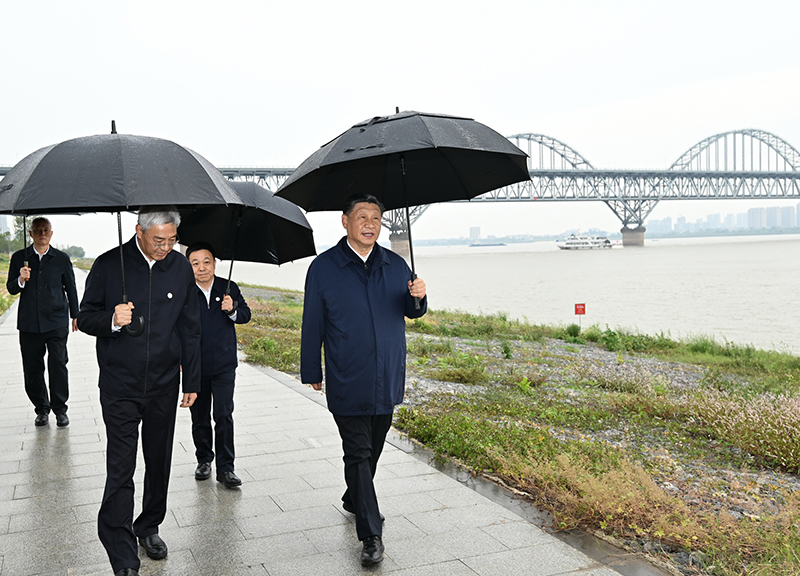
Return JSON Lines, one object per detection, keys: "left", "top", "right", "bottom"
{"left": 195, "top": 462, "right": 212, "bottom": 480}
{"left": 35, "top": 413, "right": 48, "bottom": 426}
{"left": 216, "top": 470, "right": 242, "bottom": 488}
{"left": 342, "top": 501, "right": 385, "bottom": 522}
{"left": 56, "top": 413, "right": 69, "bottom": 427}
{"left": 138, "top": 533, "right": 167, "bottom": 560}
{"left": 360, "top": 535, "right": 384, "bottom": 566}
{"left": 115, "top": 569, "right": 139, "bottom": 576}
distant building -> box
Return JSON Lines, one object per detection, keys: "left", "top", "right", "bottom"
{"left": 469, "top": 226, "right": 480, "bottom": 241}
{"left": 674, "top": 216, "right": 688, "bottom": 233}
{"left": 723, "top": 214, "right": 735, "bottom": 229}
{"left": 706, "top": 213, "right": 721, "bottom": 230}
{"left": 781, "top": 206, "right": 796, "bottom": 228}
{"left": 765, "top": 206, "right": 781, "bottom": 228}
{"left": 736, "top": 213, "right": 748, "bottom": 229}
{"left": 0, "top": 215, "right": 9, "bottom": 235}
{"left": 748, "top": 207, "right": 766, "bottom": 229}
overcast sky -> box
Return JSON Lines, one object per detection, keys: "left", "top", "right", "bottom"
{"left": 3, "top": 0, "right": 800, "bottom": 256}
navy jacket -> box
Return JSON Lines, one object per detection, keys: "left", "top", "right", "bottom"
{"left": 196, "top": 276, "right": 251, "bottom": 377}
{"left": 301, "top": 237, "right": 427, "bottom": 416}
{"left": 6, "top": 245, "right": 79, "bottom": 333}
{"left": 77, "top": 236, "right": 201, "bottom": 398}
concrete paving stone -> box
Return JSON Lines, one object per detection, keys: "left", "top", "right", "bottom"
{"left": 273, "top": 443, "right": 343, "bottom": 464}
{"left": 210, "top": 475, "right": 315, "bottom": 505}
{"left": 461, "top": 543, "right": 597, "bottom": 576}
{"left": 423, "top": 528, "right": 510, "bottom": 559}
{"left": 378, "top": 492, "right": 448, "bottom": 516}
{"left": 8, "top": 507, "right": 78, "bottom": 533}
{"left": 191, "top": 530, "right": 320, "bottom": 568}
{"left": 405, "top": 505, "right": 521, "bottom": 536}
{"left": 427, "top": 487, "right": 499, "bottom": 509}
{"left": 262, "top": 545, "right": 400, "bottom": 576}
{"left": 0, "top": 515, "right": 8, "bottom": 535}
{"left": 378, "top": 472, "right": 470, "bottom": 497}
{"left": 298, "top": 470, "right": 347, "bottom": 490}
{"left": 382, "top": 532, "right": 459, "bottom": 568}
{"left": 235, "top": 505, "right": 350, "bottom": 540}
{"left": 172, "top": 494, "right": 281, "bottom": 528}
{"left": 377, "top": 515, "right": 429, "bottom": 542}
{"left": 479, "top": 520, "right": 554, "bottom": 549}
{"left": 387, "top": 559, "right": 480, "bottom": 576}
{"left": 244, "top": 458, "right": 340, "bottom": 482}
{"left": 271, "top": 485, "right": 347, "bottom": 512}
{"left": 300, "top": 521, "right": 360, "bottom": 553}
{"left": 380, "top": 458, "right": 440, "bottom": 479}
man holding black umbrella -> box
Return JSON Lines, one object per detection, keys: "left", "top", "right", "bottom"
{"left": 78, "top": 206, "right": 200, "bottom": 576}
{"left": 301, "top": 193, "right": 427, "bottom": 567}
{"left": 6, "top": 216, "right": 79, "bottom": 427}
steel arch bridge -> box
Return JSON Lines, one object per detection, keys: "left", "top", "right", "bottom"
{"left": 218, "top": 129, "right": 800, "bottom": 240}
{"left": 3, "top": 129, "right": 799, "bottom": 241}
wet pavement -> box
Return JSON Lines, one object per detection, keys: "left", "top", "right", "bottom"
{"left": 0, "top": 270, "right": 671, "bottom": 576}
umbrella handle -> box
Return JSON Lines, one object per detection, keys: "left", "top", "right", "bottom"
{"left": 124, "top": 313, "right": 146, "bottom": 337}
{"left": 411, "top": 273, "right": 420, "bottom": 311}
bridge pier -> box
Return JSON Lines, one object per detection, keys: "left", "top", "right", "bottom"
{"left": 621, "top": 225, "right": 646, "bottom": 247}
{"left": 389, "top": 231, "right": 410, "bottom": 258}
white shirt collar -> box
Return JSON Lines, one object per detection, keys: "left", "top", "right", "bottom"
{"left": 32, "top": 245, "right": 50, "bottom": 260}
{"left": 346, "top": 239, "right": 372, "bottom": 263}
{"left": 135, "top": 236, "right": 157, "bottom": 269}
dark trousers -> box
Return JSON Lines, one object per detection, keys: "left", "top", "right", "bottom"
{"left": 19, "top": 327, "right": 70, "bottom": 415}
{"left": 98, "top": 390, "right": 178, "bottom": 573}
{"left": 190, "top": 370, "right": 236, "bottom": 472}
{"left": 333, "top": 413, "right": 393, "bottom": 541}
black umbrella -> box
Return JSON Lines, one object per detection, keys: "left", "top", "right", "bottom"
{"left": 276, "top": 109, "right": 530, "bottom": 307}
{"left": 178, "top": 180, "right": 316, "bottom": 299}
{"left": 0, "top": 121, "right": 244, "bottom": 335}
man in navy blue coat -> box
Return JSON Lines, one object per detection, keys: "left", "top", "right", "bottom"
{"left": 185, "top": 241, "right": 251, "bottom": 489}
{"left": 6, "top": 217, "right": 79, "bottom": 427}
{"left": 301, "top": 193, "right": 427, "bottom": 567}
{"left": 78, "top": 207, "right": 200, "bottom": 576}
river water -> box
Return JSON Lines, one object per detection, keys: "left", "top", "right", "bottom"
{"left": 224, "top": 234, "right": 800, "bottom": 354}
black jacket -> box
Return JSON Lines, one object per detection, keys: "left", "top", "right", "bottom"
{"left": 77, "top": 236, "right": 201, "bottom": 398}
{"left": 6, "top": 245, "right": 79, "bottom": 333}
{"left": 197, "top": 276, "right": 251, "bottom": 376}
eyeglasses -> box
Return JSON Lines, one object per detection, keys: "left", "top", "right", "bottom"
{"left": 148, "top": 233, "right": 179, "bottom": 248}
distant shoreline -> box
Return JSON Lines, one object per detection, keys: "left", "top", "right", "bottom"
{"left": 415, "top": 228, "right": 800, "bottom": 247}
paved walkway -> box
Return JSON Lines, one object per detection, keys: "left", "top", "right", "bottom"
{"left": 0, "top": 270, "right": 667, "bottom": 576}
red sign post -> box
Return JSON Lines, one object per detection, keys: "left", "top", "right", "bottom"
{"left": 574, "top": 303, "right": 586, "bottom": 328}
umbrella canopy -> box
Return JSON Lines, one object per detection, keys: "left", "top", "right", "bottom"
{"left": 178, "top": 181, "right": 316, "bottom": 266}
{"left": 275, "top": 110, "right": 530, "bottom": 212}
{"left": 0, "top": 132, "right": 240, "bottom": 214}
{"left": 0, "top": 124, "right": 244, "bottom": 336}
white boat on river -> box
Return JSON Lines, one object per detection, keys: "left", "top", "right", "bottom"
{"left": 556, "top": 234, "right": 616, "bottom": 250}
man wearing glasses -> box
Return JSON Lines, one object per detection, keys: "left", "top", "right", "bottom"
{"left": 6, "top": 216, "right": 79, "bottom": 427}
{"left": 78, "top": 207, "right": 201, "bottom": 576}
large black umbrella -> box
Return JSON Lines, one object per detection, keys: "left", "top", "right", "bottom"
{"left": 276, "top": 110, "right": 530, "bottom": 306}
{"left": 0, "top": 121, "right": 244, "bottom": 335}
{"left": 178, "top": 180, "right": 316, "bottom": 297}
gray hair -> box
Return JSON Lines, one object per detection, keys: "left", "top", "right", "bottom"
{"left": 30, "top": 216, "right": 51, "bottom": 231}
{"left": 137, "top": 206, "right": 181, "bottom": 231}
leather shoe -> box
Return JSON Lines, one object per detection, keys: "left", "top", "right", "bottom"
{"left": 56, "top": 413, "right": 69, "bottom": 427}
{"left": 361, "top": 535, "right": 384, "bottom": 566}
{"left": 195, "top": 462, "right": 212, "bottom": 480}
{"left": 343, "top": 501, "right": 385, "bottom": 522}
{"left": 138, "top": 533, "right": 167, "bottom": 560}
{"left": 34, "top": 413, "right": 48, "bottom": 426}
{"left": 216, "top": 470, "right": 242, "bottom": 488}
{"left": 115, "top": 569, "right": 139, "bottom": 576}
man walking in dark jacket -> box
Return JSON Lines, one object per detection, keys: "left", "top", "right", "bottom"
{"left": 78, "top": 207, "right": 200, "bottom": 576}
{"left": 301, "top": 193, "right": 427, "bottom": 566}
{"left": 6, "top": 217, "right": 79, "bottom": 427}
{"left": 186, "top": 241, "right": 251, "bottom": 488}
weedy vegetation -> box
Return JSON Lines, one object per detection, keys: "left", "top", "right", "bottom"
{"left": 236, "top": 287, "right": 800, "bottom": 576}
